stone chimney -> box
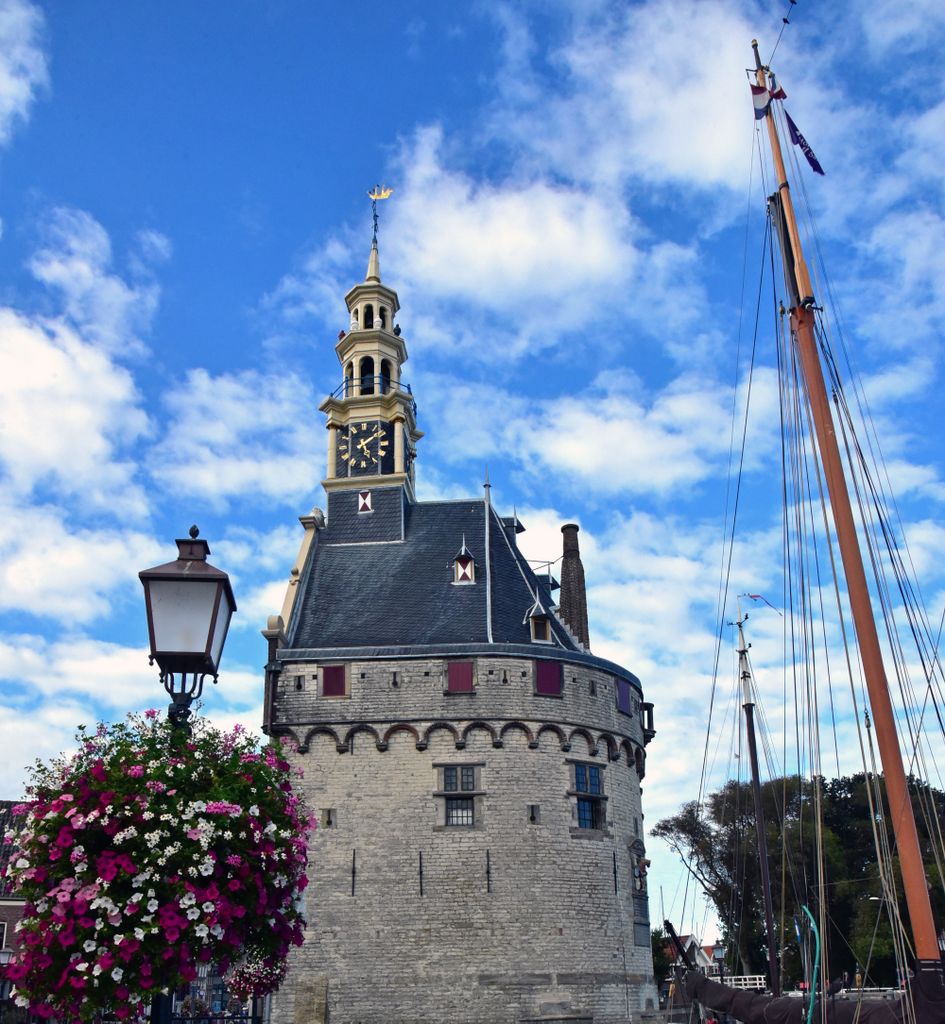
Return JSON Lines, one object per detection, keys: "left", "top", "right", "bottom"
{"left": 559, "top": 523, "right": 590, "bottom": 650}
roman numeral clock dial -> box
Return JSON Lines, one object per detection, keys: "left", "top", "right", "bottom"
{"left": 338, "top": 421, "right": 390, "bottom": 476}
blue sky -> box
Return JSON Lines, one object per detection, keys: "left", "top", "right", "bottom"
{"left": 1, "top": 0, "right": 944, "bottom": 939}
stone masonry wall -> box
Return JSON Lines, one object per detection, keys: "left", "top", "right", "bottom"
{"left": 269, "top": 654, "right": 657, "bottom": 1024}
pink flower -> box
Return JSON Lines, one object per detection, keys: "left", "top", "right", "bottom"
{"left": 126, "top": 765, "right": 145, "bottom": 778}
{"left": 144, "top": 708, "right": 158, "bottom": 719}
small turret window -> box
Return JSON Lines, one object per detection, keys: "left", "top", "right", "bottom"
{"left": 380, "top": 359, "right": 392, "bottom": 395}
{"left": 345, "top": 361, "right": 354, "bottom": 397}
{"left": 364, "top": 304, "right": 374, "bottom": 329}
{"left": 379, "top": 306, "right": 387, "bottom": 329}
{"left": 530, "top": 614, "right": 552, "bottom": 643}
{"left": 525, "top": 595, "right": 553, "bottom": 643}
{"left": 360, "top": 356, "right": 375, "bottom": 395}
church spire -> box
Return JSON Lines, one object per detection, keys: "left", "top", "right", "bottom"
{"left": 319, "top": 186, "right": 423, "bottom": 497}
{"left": 366, "top": 241, "right": 381, "bottom": 284}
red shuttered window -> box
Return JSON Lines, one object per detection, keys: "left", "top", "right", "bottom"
{"left": 535, "top": 660, "right": 562, "bottom": 696}
{"left": 322, "top": 665, "right": 346, "bottom": 697}
{"left": 447, "top": 661, "right": 474, "bottom": 693}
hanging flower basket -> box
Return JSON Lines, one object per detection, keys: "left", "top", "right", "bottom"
{"left": 2, "top": 711, "right": 312, "bottom": 1023}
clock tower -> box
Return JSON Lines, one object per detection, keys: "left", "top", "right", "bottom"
{"left": 320, "top": 239, "right": 423, "bottom": 495}
{"left": 264, "top": 211, "right": 659, "bottom": 1024}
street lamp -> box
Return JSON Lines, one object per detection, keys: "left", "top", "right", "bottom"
{"left": 139, "top": 527, "right": 235, "bottom": 1024}
{"left": 139, "top": 526, "right": 236, "bottom": 730}
{"left": 712, "top": 941, "right": 726, "bottom": 980}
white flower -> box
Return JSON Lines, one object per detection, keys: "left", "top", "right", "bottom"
{"left": 210, "top": 925, "right": 223, "bottom": 939}
{"left": 84, "top": 940, "right": 98, "bottom": 952}
{"left": 201, "top": 902, "right": 214, "bottom": 913}
{"left": 112, "top": 968, "right": 124, "bottom": 982}
{"left": 199, "top": 860, "right": 214, "bottom": 876}
{"left": 114, "top": 935, "right": 123, "bottom": 945}
{"left": 76, "top": 962, "right": 89, "bottom": 972}
{"left": 134, "top": 928, "right": 145, "bottom": 941}
{"left": 14, "top": 858, "right": 29, "bottom": 869}
{"left": 180, "top": 893, "right": 196, "bottom": 907}
{"left": 186, "top": 908, "right": 200, "bottom": 920}
{"left": 147, "top": 899, "right": 159, "bottom": 912}
{"left": 92, "top": 965, "right": 102, "bottom": 977}
{"left": 195, "top": 924, "right": 209, "bottom": 939}
{"left": 249, "top": 805, "right": 260, "bottom": 816}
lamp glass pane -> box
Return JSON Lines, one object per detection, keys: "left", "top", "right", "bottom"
{"left": 148, "top": 580, "right": 218, "bottom": 655}
{"left": 208, "top": 587, "right": 234, "bottom": 668}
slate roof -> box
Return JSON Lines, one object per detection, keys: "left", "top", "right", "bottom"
{"left": 288, "top": 495, "right": 578, "bottom": 653}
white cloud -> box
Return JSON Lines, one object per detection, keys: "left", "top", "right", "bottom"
{"left": 0, "top": 697, "right": 90, "bottom": 801}
{"left": 0, "top": 0, "right": 47, "bottom": 147}
{"left": 148, "top": 368, "right": 322, "bottom": 508}
{"left": 420, "top": 366, "right": 781, "bottom": 501}
{"left": 494, "top": 0, "right": 759, "bottom": 193}
{"left": 0, "top": 635, "right": 265, "bottom": 799}
{"left": 0, "top": 499, "right": 162, "bottom": 623}
{"left": 29, "top": 207, "right": 165, "bottom": 355}
{"left": 215, "top": 524, "right": 307, "bottom": 575}
{"left": 860, "top": 0, "right": 945, "bottom": 57}
{"left": 232, "top": 578, "right": 291, "bottom": 632}
{"left": 0, "top": 308, "right": 150, "bottom": 513}
{"left": 392, "top": 126, "right": 635, "bottom": 312}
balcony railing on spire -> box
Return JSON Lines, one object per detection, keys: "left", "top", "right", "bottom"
{"left": 329, "top": 375, "right": 417, "bottom": 414}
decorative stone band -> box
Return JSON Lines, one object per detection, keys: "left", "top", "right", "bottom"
{"left": 268, "top": 716, "right": 647, "bottom": 776}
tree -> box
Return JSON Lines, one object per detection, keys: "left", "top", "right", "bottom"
{"left": 652, "top": 773, "right": 945, "bottom": 988}
{"left": 651, "top": 925, "right": 672, "bottom": 983}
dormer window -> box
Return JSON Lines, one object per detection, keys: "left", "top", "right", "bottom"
{"left": 453, "top": 539, "right": 475, "bottom": 584}
{"left": 525, "top": 596, "right": 553, "bottom": 643}
{"left": 530, "top": 613, "right": 552, "bottom": 642}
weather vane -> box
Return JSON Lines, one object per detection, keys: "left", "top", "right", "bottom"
{"left": 368, "top": 184, "right": 393, "bottom": 245}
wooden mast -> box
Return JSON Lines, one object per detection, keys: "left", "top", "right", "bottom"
{"left": 751, "top": 39, "right": 944, "bottom": 980}
{"left": 736, "top": 613, "right": 780, "bottom": 996}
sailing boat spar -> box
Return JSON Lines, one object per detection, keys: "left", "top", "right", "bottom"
{"left": 684, "top": 40, "right": 945, "bottom": 1024}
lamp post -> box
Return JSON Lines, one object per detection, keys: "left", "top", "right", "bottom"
{"left": 139, "top": 526, "right": 236, "bottom": 731}
{"left": 139, "top": 527, "right": 235, "bottom": 1024}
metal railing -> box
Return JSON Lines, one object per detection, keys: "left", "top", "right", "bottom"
{"left": 329, "top": 376, "right": 417, "bottom": 414}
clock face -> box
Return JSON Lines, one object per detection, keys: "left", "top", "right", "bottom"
{"left": 338, "top": 420, "right": 391, "bottom": 475}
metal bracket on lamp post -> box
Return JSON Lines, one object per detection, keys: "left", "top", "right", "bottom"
{"left": 152, "top": 661, "right": 217, "bottom": 733}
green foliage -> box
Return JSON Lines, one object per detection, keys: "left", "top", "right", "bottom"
{"left": 651, "top": 926, "right": 672, "bottom": 982}
{"left": 652, "top": 773, "right": 945, "bottom": 988}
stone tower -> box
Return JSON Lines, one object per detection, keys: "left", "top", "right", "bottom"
{"left": 262, "top": 239, "right": 658, "bottom": 1024}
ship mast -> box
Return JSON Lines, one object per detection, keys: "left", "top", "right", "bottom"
{"left": 751, "top": 41, "right": 944, "bottom": 990}
{"left": 736, "top": 612, "right": 780, "bottom": 996}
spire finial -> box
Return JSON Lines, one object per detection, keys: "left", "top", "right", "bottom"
{"left": 368, "top": 184, "right": 393, "bottom": 247}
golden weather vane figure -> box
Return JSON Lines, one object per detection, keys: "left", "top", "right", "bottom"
{"left": 368, "top": 184, "right": 393, "bottom": 245}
